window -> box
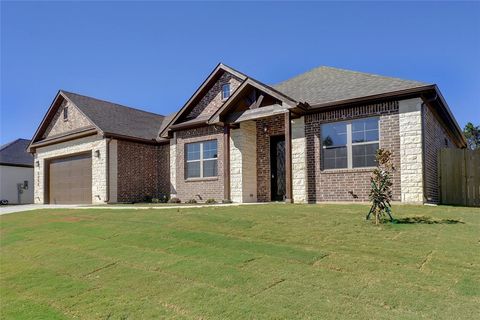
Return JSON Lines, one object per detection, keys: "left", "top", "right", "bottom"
{"left": 321, "top": 117, "right": 379, "bottom": 169}
{"left": 185, "top": 140, "right": 218, "bottom": 178}
{"left": 63, "top": 107, "right": 68, "bottom": 121}
{"left": 221, "top": 83, "right": 231, "bottom": 100}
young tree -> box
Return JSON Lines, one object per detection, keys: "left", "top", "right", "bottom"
{"left": 367, "top": 149, "right": 395, "bottom": 225}
{"left": 463, "top": 122, "right": 480, "bottom": 150}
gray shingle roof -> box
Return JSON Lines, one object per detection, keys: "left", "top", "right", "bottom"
{"left": 272, "top": 66, "right": 430, "bottom": 105}
{"left": 0, "top": 139, "right": 33, "bottom": 167}
{"left": 61, "top": 91, "right": 166, "bottom": 141}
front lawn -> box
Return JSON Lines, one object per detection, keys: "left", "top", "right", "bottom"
{"left": 1, "top": 204, "right": 479, "bottom": 319}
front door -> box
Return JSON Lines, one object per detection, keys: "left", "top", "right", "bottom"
{"left": 270, "top": 135, "right": 286, "bottom": 201}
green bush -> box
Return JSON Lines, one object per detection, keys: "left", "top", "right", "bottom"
{"left": 168, "top": 197, "right": 181, "bottom": 204}
{"left": 222, "top": 199, "right": 233, "bottom": 204}
{"left": 205, "top": 198, "right": 217, "bottom": 204}
{"left": 185, "top": 199, "right": 197, "bottom": 204}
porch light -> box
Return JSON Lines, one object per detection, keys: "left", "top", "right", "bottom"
{"left": 94, "top": 150, "right": 101, "bottom": 158}
{"left": 263, "top": 124, "right": 269, "bottom": 134}
{"left": 35, "top": 160, "right": 40, "bottom": 167}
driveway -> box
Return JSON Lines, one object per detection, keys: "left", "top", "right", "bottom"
{"left": 0, "top": 204, "right": 83, "bottom": 215}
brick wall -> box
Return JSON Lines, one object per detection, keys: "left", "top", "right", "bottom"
{"left": 305, "top": 101, "right": 401, "bottom": 202}
{"left": 116, "top": 140, "right": 169, "bottom": 202}
{"left": 186, "top": 72, "right": 243, "bottom": 119}
{"left": 256, "top": 115, "right": 285, "bottom": 202}
{"left": 174, "top": 126, "right": 225, "bottom": 202}
{"left": 423, "top": 103, "right": 457, "bottom": 203}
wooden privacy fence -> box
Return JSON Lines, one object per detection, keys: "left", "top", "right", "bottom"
{"left": 438, "top": 149, "right": 480, "bottom": 207}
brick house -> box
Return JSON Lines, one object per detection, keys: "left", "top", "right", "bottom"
{"left": 28, "top": 64, "right": 466, "bottom": 204}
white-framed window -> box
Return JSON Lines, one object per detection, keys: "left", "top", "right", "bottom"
{"left": 185, "top": 140, "right": 218, "bottom": 178}
{"left": 321, "top": 117, "right": 379, "bottom": 170}
{"left": 221, "top": 83, "right": 231, "bottom": 100}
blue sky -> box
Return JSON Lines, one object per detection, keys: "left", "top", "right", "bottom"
{"left": 1, "top": 1, "right": 479, "bottom": 144}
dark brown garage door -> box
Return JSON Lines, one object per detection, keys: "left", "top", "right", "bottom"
{"left": 48, "top": 153, "right": 92, "bottom": 204}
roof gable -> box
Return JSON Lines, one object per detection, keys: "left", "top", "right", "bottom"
{"left": 0, "top": 139, "right": 33, "bottom": 167}
{"left": 42, "top": 98, "right": 94, "bottom": 139}
{"left": 30, "top": 91, "right": 167, "bottom": 147}
{"left": 273, "top": 66, "right": 430, "bottom": 105}
{"left": 158, "top": 63, "right": 248, "bottom": 138}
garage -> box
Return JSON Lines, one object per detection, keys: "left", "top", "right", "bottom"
{"left": 47, "top": 153, "right": 92, "bottom": 204}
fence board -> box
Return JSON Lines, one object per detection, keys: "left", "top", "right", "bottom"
{"left": 439, "top": 149, "right": 480, "bottom": 207}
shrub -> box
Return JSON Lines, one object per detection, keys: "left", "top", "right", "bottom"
{"left": 205, "top": 198, "right": 217, "bottom": 204}
{"left": 367, "top": 148, "right": 395, "bottom": 224}
{"left": 158, "top": 194, "right": 169, "bottom": 203}
{"left": 185, "top": 199, "right": 197, "bottom": 204}
{"left": 151, "top": 198, "right": 160, "bottom": 203}
{"left": 168, "top": 197, "right": 181, "bottom": 204}
{"left": 222, "top": 199, "right": 233, "bottom": 204}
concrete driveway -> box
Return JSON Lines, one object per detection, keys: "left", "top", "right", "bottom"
{"left": 0, "top": 204, "right": 83, "bottom": 215}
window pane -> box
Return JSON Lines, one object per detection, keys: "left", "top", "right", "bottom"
{"left": 186, "top": 143, "right": 201, "bottom": 161}
{"left": 203, "top": 140, "right": 218, "bottom": 159}
{"left": 352, "top": 143, "right": 379, "bottom": 168}
{"left": 323, "top": 146, "right": 347, "bottom": 169}
{"left": 203, "top": 159, "right": 217, "bottom": 177}
{"left": 321, "top": 123, "right": 347, "bottom": 147}
{"left": 186, "top": 161, "right": 200, "bottom": 178}
{"left": 222, "top": 84, "right": 230, "bottom": 99}
{"left": 365, "top": 129, "right": 379, "bottom": 142}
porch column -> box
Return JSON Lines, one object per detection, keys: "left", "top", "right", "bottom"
{"left": 223, "top": 125, "right": 231, "bottom": 201}
{"left": 285, "top": 111, "right": 293, "bottom": 203}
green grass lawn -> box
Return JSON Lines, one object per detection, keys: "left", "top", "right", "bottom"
{"left": 1, "top": 204, "right": 479, "bottom": 319}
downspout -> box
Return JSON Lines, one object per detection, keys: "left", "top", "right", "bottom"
{"left": 104, "top": 138, "right": 111, "bottom": 203}
{"left": 421, "top": 93, "right": 438, "bottom": 204}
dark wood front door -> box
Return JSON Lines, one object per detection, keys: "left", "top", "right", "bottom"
{"left": 270, "top": 135, "right": 286, "bottom": 201}
{"left": 48, "top": 153, "right": 92, "bottom": 204}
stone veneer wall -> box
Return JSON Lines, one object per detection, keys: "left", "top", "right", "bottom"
{"left": 256, "top": 115, "right": 285, "bottom": 202}
{"left": 34, "top": 135, "right": 108, "bottom": 204}
{"left": 185, "top": 72, "right": 243, "bottom": 119}
{"left": 398, "top": 98, "right": 424, "bottom": 203}
{"left": 116, "top": 140, "right": 169, "bottom": 203}
{"left": 174, "top": 126, "right": 225, "bottom": 202}
{"left": 305, "top": 102, "right": 401, "bottom": 202}
{"left": 43, "top": 100, "right": 93, "bottom": 138}
{"left": 423, "top": 103, "right": 457, "bottom": 203}
{"left": 170, "top": 132, "right": 177, "bottom": 198}
{"left": 230, "top": 121, "right": 257, "bottom": 203}
{"left": 291, "top": 117, "right": 307, "bottom": 203}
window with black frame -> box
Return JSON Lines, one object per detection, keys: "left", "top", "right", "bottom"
{"left": 185, "top": 140, "right": 218, "bottom": 178}
{"left": 321, "top": 117, "right": 379, "bottom": 170}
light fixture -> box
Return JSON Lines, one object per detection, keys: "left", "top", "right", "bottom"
{"left": 263, "top": 124, "right": 269, "bottom": 134}
{"left": 94, "top": 150, "right": 100, "bottom": 158}
{"left": 35, "top": 160, "right": 40, "bottom": 167}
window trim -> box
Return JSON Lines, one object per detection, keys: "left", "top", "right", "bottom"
{"left": 185, "top": 140, "right": 218, "bottom": 179}
{"left": 221, "top": 83, "right": 231, "bottom": 100}
{"left": 321, "top": 117, "right": 380, "bottom": 170}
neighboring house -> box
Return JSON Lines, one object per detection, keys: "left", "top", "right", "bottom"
{"left": 0, "top": 139, "right": 34, "bottom": 204}
{"left": 28, "top": 64, "right": 466, "bottom": 205}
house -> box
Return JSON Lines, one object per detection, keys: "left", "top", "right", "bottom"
{"left": 28, "top": 64, "right": 466, "bottom": 204}
{"left": 0, "top": 139, "right": 34, "bottom": 204}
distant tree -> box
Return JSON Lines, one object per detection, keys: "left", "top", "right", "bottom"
{"left": 463, "top": 122, "right": 480, "bottom": 150}
{"left": 367, "top": 149, "right": 395, "bottom": 225}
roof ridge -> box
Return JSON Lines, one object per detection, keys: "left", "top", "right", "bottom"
{"left": 0, "top": 138, "right": 22, "bottom": 152}
{"left": 273, "top": 65, "right": 429, "bottom": 87}
{"left": 60, "top": 90, "right": 166, "bottom": 118}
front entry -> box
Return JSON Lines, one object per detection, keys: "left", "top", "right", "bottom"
{"left": 270, "top": 135, "right": 286, "bottom": 201}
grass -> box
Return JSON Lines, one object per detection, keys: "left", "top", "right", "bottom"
{"left": 1, "top": 204, "right": 479, "bottom": 319}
